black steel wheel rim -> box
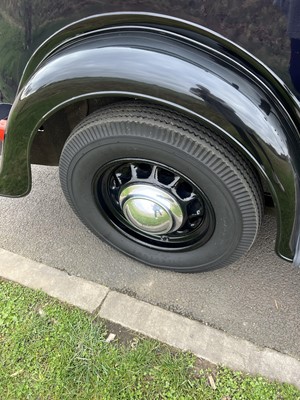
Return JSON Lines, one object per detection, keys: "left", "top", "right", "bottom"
{"left": 94, "top": 159, "right": 216, "bottom": 250}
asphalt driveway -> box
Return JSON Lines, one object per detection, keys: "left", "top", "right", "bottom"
{"left": 0, "top": 162, "right": 299, "bottom": 360}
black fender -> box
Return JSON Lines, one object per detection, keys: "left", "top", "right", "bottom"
{"left": 1, "top": 13, "right": 300, "bottom": 264}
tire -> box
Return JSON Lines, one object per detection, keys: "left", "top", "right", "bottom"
{"left": 59, "top": 101, "right": 263, "bottom": 272}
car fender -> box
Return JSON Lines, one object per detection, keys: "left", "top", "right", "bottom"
{"left": 1, "top": 13, "right": 300, "bottom": 263}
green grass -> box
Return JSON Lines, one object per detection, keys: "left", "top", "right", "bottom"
{"left": 0, "top": 280, "right": 299, "bottom": 400}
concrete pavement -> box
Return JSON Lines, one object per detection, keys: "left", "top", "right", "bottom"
{"left": 1, "top": 247, "right": 300, "bottom": 389}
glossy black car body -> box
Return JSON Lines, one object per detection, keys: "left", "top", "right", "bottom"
{"left": 0, "top": 0, "right": 299, "bottom": 269}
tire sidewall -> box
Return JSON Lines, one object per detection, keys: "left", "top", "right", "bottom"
{"left": 61, "top": 131, "right": 244, "bottom": 271}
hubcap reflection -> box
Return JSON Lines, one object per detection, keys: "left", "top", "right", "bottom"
{"left": 119, "top": 184, "right": 184, "bottom": 235}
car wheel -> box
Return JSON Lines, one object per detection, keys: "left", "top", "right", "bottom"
{"left": 59, "top": 101, "right": 263, "bottom": 272}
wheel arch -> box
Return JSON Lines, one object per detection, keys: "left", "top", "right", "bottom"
{"left": 0, "top": 13, "right": 300, "bottom": 263}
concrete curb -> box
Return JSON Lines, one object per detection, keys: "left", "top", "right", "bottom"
{"left": 0, "top": 248, "right": 299, "bottom": 389}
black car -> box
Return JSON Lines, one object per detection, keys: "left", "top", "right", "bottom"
{"left": 0, "top": 0, "right": 299, "bottom": 272}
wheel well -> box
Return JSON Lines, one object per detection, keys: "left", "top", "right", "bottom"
{"left": 30, "top": 96, "right": 271, "bottom": 206}
{"left": 30, "top": 97, "right": 127, "bottom": 166}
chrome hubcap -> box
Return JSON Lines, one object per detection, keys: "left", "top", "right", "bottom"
{"left": 95, "top": 159, "right": 215, "bottom": 249}
{"left": 119, "top": 184, "right": 183, "bottom": 235}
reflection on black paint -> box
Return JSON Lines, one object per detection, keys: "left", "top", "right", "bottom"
{"left": 0, "top": 0, "right": 296, "bottom": 101}
{"left": 259, "top": 99, "right": 271, "bottom": 116}
{"left": 190, "top": 84, "right": 285, "bottom": 170}
{"left": 190, "top": 84, "right": 264, "bottom": 162}
{"left": 290, "top": 39, "right": 300, "bottom": 94}
{"left": 274, "top": 0, "right": 300, "bottom": 96}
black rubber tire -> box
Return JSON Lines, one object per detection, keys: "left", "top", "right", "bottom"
{"left": 59, "top": 101, "right": 263, "bottom": 272}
